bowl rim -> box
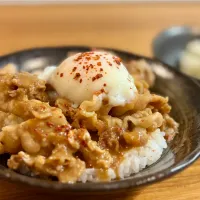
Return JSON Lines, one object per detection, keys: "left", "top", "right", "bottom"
{"left": 151, "top": 25, "right": 200, "bottom": 83}
{"left": 152, "top": 25, "right": 193, "bottom": 55}
{"left": 0, "top": 46, "right": 199, "bottom": 192}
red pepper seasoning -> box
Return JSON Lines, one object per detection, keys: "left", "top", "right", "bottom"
{"left": 94, "top": 88, "right": 106, "bottom": 96}
{"left": 55, "top": 125, "right": 62, "bottom": 132}
{"left": 72, "top": 67, "right": 77, "bottom": 72}
{"left": 90, "top": 64, "right": 94, "bottom": 68}
{"left": 97, "top": 62, "right": 101, "bottom": 66}
{"left": 81, "top": 140, "right": 87, "bottom": 147}
{"left": 107, "top": 61, "right": 112, "bottom": 66}
{"left": 46, "top": 121, "right": 54, "bottom": 128}
{"left": 80, "top": 79, "right": 82, "bottom": 83}
{"left": 60, "top": 73, "right": 64, "bottom": 77}
{"left": 55, "top": 125, "right": 71, "bottom": 132}
{"left": 92, "top": 74, "right": 103, "bottom": 82}
{"left": 74, "top": 73, "right": 81, "bottom": 80}
{"left": 113, "top": 56, "right": 121, "bottom": 65}
{"left": 65, "top": 125, "right": 71, "bottom": 132}
{"left": 100, "top": 68, "right": 103, "bottom": 72}
{"left": 74, "top": 55, "right": 82, "bottom": 62}
{"left": 93, "top": 55, "right": 100, "bottom": 60}
{"left": 40, "top": 105, "right": 46, "bottom": 111}
{"left": 100, "top": 88, "right": 105, "bottom": 93}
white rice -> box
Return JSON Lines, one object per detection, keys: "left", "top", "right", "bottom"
{"left": 78, "top": 129, "right": 167, "bottom": 183}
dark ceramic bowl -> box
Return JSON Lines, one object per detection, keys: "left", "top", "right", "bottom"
{"left": 0, "top": 46, "right": 199, "bottom": 194}
{"left": 152, "top": 26, "right": 200, "bottom": 72}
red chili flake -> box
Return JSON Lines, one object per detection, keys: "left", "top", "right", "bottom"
{"left": 103, "top": 83, "right": 107, "bottom": 87}
{"left": 80, "top": 79, "right": 82, "bottom": 83}
{"left": 65, "top": 126, "right": 71, "bottom": 132}
{"left": 34, "top": 128, "right": 46, "bottom": 137}
{"left": 93, "top": 55, "right": 100, "bottom": 60}
{"left": 100, "top": 88, "right": 105, "bottom": 93}
{"left": 55, "top": 125, "right": 62, "bottom": 132}
{"left": 73, "top": 73, "right": 81, "bottom": 80}
{"left": 94, "top": 90, "right": 101, "bottom": 95}
{"left": 81, "top": 140, "right": 87, "bottom": 147}
{"left": 85, "top": 65, "right": 89, "bottom": 70}
{"left": 34, "top": 128, "right": 40, "bottom": 134}
{"left": 97, "top": 62, "right": 101, "bottom": 66}
{"left": 74, "top": 55, "right": 82, "bottom": 61}
{"left": 107, "top": 61, "right": 112, "bottom": 66}
{"left": 59, "top": 116, "right": 62, "bottom": 118}
{"left": 90, "top": 64, "right": 94, "bottom": 68}
{"left": 72, "top": 67, "right": 77, "bottom": 72}
{"left": 92, "top": 74, "right": 103, "bottom": 81}
{"left": 40, "top": 105, "right": 46, "bottom": 111}
{"left": 83, "top": 66, "right": 85, "bottom": 69}
{"left": 100, "top": 68, "right": 103, "bottom": 72}
{"left": 60, "top": 73, "right": 64, "bottom": 77}
{"left": 46, "top": 121, "right": 54, "bottom": 128}
{"left": 86, "top": 57, "right": 91, "bottom": 61}
{"left": 165, "top": 135, "right": 169, "bottom": 141}
{"left": 113, "top": 56, "right": 121, "bottom": 65}
{"left": 79, "top": 62, "right": 82, "bottom": 64}
{"left": 94, "top": 88, "right": 105, "bottom": 95}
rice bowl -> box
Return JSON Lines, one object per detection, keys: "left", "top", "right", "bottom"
{"left": 0, "top": 47, "right": 198, "bottom": 193}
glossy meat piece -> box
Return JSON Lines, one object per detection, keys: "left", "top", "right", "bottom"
{"left": 0, "top": 63, "right": 17, "bottom": 74}
{"left": 126, "top": 60, "right": 155, "bottom": 87}
{"left": 8, "top": 145, "right": 85, "bottom": 183}
{"left": 0, "top": 72, "right": 48, "bottom": 102}
{"left": 0, "top": 111, "right": 23, "bottom": 130}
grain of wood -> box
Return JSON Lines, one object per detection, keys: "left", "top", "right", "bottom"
{"left": 0, "top": 3, "right": 199, "bottom": 200}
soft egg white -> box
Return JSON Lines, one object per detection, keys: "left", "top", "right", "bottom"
{"left": 40, "top": 51, "right": 137, "bottom": 107}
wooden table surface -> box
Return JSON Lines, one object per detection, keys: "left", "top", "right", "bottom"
{"left": 0, "top": 3, "right": 199, "bottom": 200}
